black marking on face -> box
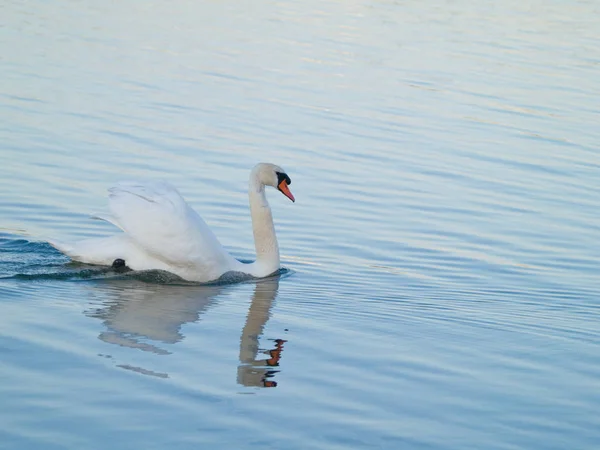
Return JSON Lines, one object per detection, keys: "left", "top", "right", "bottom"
{"left": 276, "top": 171, "right": 291, "bottom": 186}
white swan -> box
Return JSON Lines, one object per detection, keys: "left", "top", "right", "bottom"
{"left": 49, "top": 163, "right": 295, "bottom": 282}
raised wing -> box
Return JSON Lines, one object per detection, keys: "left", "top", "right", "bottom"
{"left": 107, "top": 181, "right": 231, "bottom": 271}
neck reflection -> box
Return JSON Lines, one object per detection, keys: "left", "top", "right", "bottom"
{"left": 85, "top": 277, "right": 286, "bottom": 387}
{"left": 237, "top": 277, "right": 285, "bottom": 388}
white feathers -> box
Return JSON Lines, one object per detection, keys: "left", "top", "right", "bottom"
{"left": 49, "top": 164, "right": 293, "bottom": 282}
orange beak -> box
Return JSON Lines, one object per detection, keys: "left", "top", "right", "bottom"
{"left": 278, "top": 180, "right": 295, "bottom": 202}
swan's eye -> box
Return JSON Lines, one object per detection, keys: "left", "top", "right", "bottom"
{"left": 276, "top": 172, "right": 291, "bottom": 186}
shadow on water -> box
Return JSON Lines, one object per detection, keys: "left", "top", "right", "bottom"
{"left": 85, "top": 274, "right": 286, "bottom": 387}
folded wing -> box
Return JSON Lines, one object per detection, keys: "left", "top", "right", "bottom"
{"left": 107, "top": 181, "right": 232, "bottom": 272}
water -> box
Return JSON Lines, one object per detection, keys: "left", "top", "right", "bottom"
{"left": 1, "top": 0, "right": 599, "bottom": 448}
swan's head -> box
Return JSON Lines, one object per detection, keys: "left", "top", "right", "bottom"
{"left": 253, "top": 163, "right": 295, "bottom": 202}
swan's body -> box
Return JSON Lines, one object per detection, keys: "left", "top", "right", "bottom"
{"left": 49, "top": 163, "right": 295, "bottom": 282}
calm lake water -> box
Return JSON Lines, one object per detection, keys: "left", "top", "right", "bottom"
{"left": 1, "top": 0, "right": 600, "bottom": 448}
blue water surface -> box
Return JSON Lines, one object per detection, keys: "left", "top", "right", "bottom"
{"left": 1, "top": 0, "right": 599, "bottom": 449}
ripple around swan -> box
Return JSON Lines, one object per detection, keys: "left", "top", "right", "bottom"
{"left": 0, "top": 237, "right": 291, "bottom": 285}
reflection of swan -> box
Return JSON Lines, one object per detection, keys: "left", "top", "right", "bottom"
{"left": 238, "top": 277, "right": 286, "bottom": 388}
{"left": 87, "top": 283, "right": 223, "bottom": 353}
{"left": 86, "top": 277, "right": 285, "bottom": 387}
{"left": 50, "top": 163, "right": 295, "bottom": 282}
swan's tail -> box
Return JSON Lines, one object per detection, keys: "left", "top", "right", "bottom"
{"left": 47, "top": 215, "right": 126, "bottom": 264}
{"left": 47, "top": 236, "right": 123, "bottom": 266}
{"left": 48, "top": 239, "right": 78, "bottom": 258}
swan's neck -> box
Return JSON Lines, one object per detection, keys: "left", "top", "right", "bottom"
{"left": 248, "top": 177, "right": 280, "bottom": 277}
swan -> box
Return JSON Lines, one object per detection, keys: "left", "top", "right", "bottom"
{"left": 49, "top": 163, "right": 295, "bottom": 282}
